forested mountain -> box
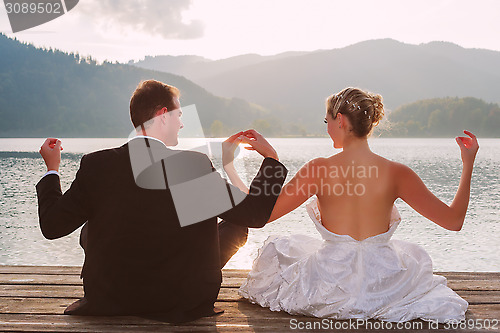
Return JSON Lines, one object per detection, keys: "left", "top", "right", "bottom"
{"left": 1, "top": 34, "right": 499, "bottom": 138}
{"left": 0, "top": 34, "right": 270, "bottom": 137}
{"left": 381, "top": 97, "right": 500, "bottom": 137}
{"left": 133, "top": 39, "right": 500, "bottom": 135}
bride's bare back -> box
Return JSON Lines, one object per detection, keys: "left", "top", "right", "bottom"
{"left": 315, "top": 150, "right": 396, "bottom": 240}
{"left": 267, "top": 88, "right": 479, "bottom": 239}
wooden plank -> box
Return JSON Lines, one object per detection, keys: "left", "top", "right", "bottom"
{"left": 2, "top": 265, "right": 499, "bottom": 280}
{"left": 0, "top": 285, "right": 234, "bottom": 301}
{"left": 0, "top": 285, "right": 83, "bottom": 298}
{"left": 465, "top": 304, "right": 500, "bottom": 320}
{"left": 1, "top": 290, "right": 499, "bottom": 316}
{"left": 0, "top": 298, "right": 296, "bottom": 316}
{"left": 0, "top": 302, "right": 500, "bottom": 332}
{"left": 0, "top": 274, "right": 247, "bottom": 288}
{"left": 0, "top": 265, "right": 500, "bottom": 284}
{"left": 0, "top": 302, "right": 498, "bottom": 322}
{"left": 3, "top": 274, "right": 499, "bottom": 292}
{"left": 0, "top": 313, "right": 284, "bottom": 333}
{"left": 439, "top": 272, "right": 500, "bottom": 280}
{"left": 0, "top": 266, "right": 81, "bottom": 276}
{"left": 227, "top": 277, "right": 500, "bottom": 290}
{"left": 457, "top": 291, "right": 500, "bottom": 304}
{"left": 1, "top": 284, "right": 499, "bottom": 305}
{"left": 0, "top": 274, "right": 82, "bottom": 286}
{"left": 0, "top": 304, "right": 499, "bottom": 333}
{"left": 446, "top": 280, "right": 500, "bottom": 291}
{"left": 0, "top": 315, "right": 267, "bottom": 333}
{"left": 225, "top": 289, "right": 500, "bottom": 305}
{"left": 0, "top": 266, "right": 251, "bottom": 277}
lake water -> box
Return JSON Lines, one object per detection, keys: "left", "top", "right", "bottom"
{"left": 0, "top": 137, "right": 499, "bottom": 272}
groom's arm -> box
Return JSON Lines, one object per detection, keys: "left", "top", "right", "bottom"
{"left": 36, "top": 152, "right": 90, "bottom": 240}
{"left": 217, "top": 157, "right": 288, "bottom": 228}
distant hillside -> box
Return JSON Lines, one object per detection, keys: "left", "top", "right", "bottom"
{"left": 132, "top": 39, "right": 500, "bottom": 134}
{"left": 381, "top": 97, "right": 500, "bottom": 137}
{"left": 3, "top": 34, "right": 499, "bottom": 138}
{"left": 0, "top": 34, "right": 270, "bottom": 138}
{"left": 132, "top": 51, "right": 310, "bottom": 82}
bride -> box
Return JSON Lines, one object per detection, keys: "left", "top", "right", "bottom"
{"left": 223, "top": 87, "right": 478, "bottom": 323}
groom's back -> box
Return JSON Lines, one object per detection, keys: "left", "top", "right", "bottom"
{"left": 78, "top": 142, "right": 221, "bottom": 319}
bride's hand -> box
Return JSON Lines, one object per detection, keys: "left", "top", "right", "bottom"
{"left": 222, "top": 131, "right": 243, "bottom": 166}
{"left": 240, "top": 129, "right": 279, "bottom": 161}
{"left": 456, "top": 130, "right": 479, "bottom": 166}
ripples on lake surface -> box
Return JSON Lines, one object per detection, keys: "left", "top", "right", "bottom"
{"left": 0, "top": 138, "right": 498, "bottom": 271}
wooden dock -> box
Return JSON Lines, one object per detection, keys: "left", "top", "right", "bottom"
{"left": 0, "top": 266, "right": 499, "bottom": 332}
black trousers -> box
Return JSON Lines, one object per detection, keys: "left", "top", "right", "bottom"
{"left": 79, "top": 221, "right": 248, "bottom": 269}
{"left": 217, "top": 220, "right": 249, "bottom": 268}
{"left": 72, "top": 221, "right": 248, "bottom": 319}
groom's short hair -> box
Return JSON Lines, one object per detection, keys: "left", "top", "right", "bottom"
{"left": 130, "top": 80, "right": 180, "bottom": 128}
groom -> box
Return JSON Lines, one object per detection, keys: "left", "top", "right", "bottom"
{"left": 36, "top": 79, "right": 287, "bottom": 323}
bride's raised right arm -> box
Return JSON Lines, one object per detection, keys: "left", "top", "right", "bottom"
{"left": 394, "top": 131, "right": 479, "bottom": 231}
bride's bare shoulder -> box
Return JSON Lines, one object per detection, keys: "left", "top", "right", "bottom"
{"left": 307, "top": 154, "right": 343, "bottom": 168}
{"left": 324, "top": 151, "right": 345, "bottom": 163}
{"left": 364, "top": 155, "right": 410, "bottom": 176}
{"left": 294, "top": 157, "right": 332, "bottom": 178}
{"left": 298, "top": 157, "right": 328, "bottom": 172}
{"left": 383, "top": 158, "right": 414, "bottom": 177}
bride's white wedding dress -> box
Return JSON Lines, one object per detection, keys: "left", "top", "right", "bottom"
{"left": 239, "top": 198, "right": 468, "bottom": 322}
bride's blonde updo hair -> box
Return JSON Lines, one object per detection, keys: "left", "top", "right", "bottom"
{"left": 326, "top": 87, "right": 385, "bottom": 137}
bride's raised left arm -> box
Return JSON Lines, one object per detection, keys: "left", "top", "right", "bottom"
{"left": 223, "top": 162, "right": 249, "bottom": 194}
{"left": 221, "top": 131, "right": 250, "bottom": 194}
{"left": 268, "top": 158, "right": 323, "bottom": 222}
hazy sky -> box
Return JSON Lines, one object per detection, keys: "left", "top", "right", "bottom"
{"left": 1, "top": 0, "right": 499, "bottom": 62}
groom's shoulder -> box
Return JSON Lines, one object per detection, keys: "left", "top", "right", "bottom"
{"left": 79, "top": 144, "right": 128, "bottom": 166}
{"left": 166, "top": 150, "right": 214, "bottom": 170}
{"left": 172, "top": 149, "right": 211, "bottom": 162}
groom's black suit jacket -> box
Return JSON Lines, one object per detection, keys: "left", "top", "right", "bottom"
{"left": 35, "top": 138, "right": 287, "bottom": 322}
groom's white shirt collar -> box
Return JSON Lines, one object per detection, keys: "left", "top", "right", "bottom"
{"left": 42, "top": 135, "right": 168, "bottom": 179}
{"left": 129, "top": 135, "right": 167, "bottom": 147}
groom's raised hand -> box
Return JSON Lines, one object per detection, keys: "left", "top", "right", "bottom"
{"left": 241, "top": 129, "right": 279, "bottom": 161}
{"left": 39, "top": 138, "right": 63, "bottom": 172}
